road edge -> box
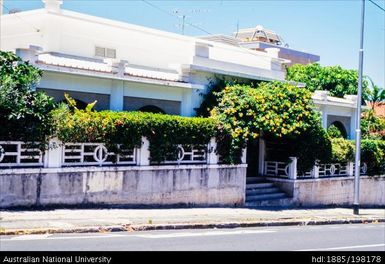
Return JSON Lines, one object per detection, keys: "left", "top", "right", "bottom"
{"left": 1, "top": 218, "right": 384, "bottom": 236}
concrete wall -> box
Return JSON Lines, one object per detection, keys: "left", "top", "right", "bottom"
{"left": 0, "top": 164, "right": 247, "bottom": 208}
{"left": 268, "top": 176, "right": 385, "bottom": 207}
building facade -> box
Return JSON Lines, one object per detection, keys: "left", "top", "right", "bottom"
{"left": 1, "top": 0, "right": 356, "bottom": 138}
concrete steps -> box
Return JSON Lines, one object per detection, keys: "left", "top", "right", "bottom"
{"left": 245, "top": 177, "right": 292, "bottom": 207}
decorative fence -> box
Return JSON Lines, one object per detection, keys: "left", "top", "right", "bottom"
{"left": 0, "top": 141, "right": 43, "bottom": 167}
{"left": 264, "top": 161, "right": 289, "bottom": 177}
{"left": 161, "top": 144, "right": 207, "bottom": 165}
{"left": 0, "top": 138, "right": 221, "bottom": 168}
{"left": 62, "top": 143, "right": 137, "bottom": 166}
{"left": 264, "top": 158, "right": 368, "bottom": 180}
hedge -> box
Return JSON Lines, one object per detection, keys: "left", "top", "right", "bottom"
{"left": 330, "top": 138, "right": 385, "bottom": 175}
{"left": 52, "top": 104, "right": 218, "bottom": 163}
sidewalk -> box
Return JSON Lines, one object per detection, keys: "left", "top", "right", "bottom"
{"left": 1, "top": 207, "right": 384, "bottom": 235}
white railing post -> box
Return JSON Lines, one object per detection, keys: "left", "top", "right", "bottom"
{"left": 288, "top": 157, "right": 297, "bottom": 180}
{"left": 138, "top": 137, "right": 150, "bottom": 166}
{"left": 312, "top": 165, "right": 319, "bottom": 178}
{"left": 347, "top": 161, "right": 354, "bottom": 177}
{"left": 241, "top": 147, "right": 247, "bottom": 164}
{"left": 44, "top": 137, "right": 63, "bottom": 168}
{"left": 207, "top": 137, "right": 218, "bottom": 165}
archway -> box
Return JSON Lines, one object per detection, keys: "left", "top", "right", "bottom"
{"left": 138, "top": 105, "right": 165, "bottom": 114}
{"left": 330, "top": 121, "right": 348, "bottom": 139}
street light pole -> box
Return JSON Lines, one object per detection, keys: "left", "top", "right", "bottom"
{"left": 353, "top": 0, "right": 366, "bottom": 215}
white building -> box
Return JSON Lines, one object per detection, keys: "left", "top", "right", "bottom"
{"left": 0, "top": 0, "right": 357, "bottom": 139}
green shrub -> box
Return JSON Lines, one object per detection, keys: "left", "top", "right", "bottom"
{"left": 330, "top": 138, "right": 354, "bottom": 162}
{"left": 361, "top": 140, "right": 385, "bottom": 175}
{"left": 0, "top": 51, "right": 56, "bottom": 145}
{"left": 52, "top": 104, "right": 217, "bottom": 163}
{"left": 327, "top": 125, "right": 344, "bottom": 138}
{"left": 211, "top": 81, "right": 327, "bottom": 167}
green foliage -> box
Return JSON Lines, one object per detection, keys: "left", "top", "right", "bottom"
{"left": 0, "top": 51, "right": 56, "bottom": 144}
{"left": 195, "top": 78, "right": 227, "bottom": 117}
{"left": 330, "top": 138, "right": 354, "bottom": 163}
{"left": 211, "top": 81, "right": 326, "bottom": 167}
{"left": 286, "top": 63, "right": 369, "bottom": 98}
{"left": 52, "top": 104, "right": 217, "bottom": 163}
{"left": 365, "top": 77, "right": 385, "bottom": 108}
{"left": 361, "top": 140, "right": 385, "bottom": 176}
{"left": 195, "top": 77, "right": 261, "bottom": 118}
{"left": 327, "top": 124, "right": 344, "bottom": 138}
{"left": 361, "top": 110, "right": 385, "bottom": 140}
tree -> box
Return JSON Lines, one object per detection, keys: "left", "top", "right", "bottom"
{"left": 365, "top": 77, "right": 385, "bottom": 110}
{"left": 211, "top": 81, "right": 331, "bottom": 168}
{"left": 0, "top": 51, "right": 55, "bottom": 143}
{"left": 286, "top": 63, "right": 369, "bottom": 99}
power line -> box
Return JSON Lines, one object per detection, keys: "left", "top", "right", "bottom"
{"left": 141, "top": 0, "right": 212, "bottom": 35}
{"left": 369, "top": 0, "right": 385, "bottom": 12}
{"left": 1, "top": 3, "right": 40, "bottom": 32}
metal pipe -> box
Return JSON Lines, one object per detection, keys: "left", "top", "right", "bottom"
{"left": 353, "top": 0, "right": 366, "bottom": 215}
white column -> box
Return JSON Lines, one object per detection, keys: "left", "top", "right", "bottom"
{"left": 241, "top": 147, "right": 247, "bottom": 164}
{"left": 138, "top": 137, "right": 150, "bottom": 166}
{"left": 258, "top": 138, "right": 265, "bottom": 175}
{"left": 207, "top": 137, "right": 218, "bottom": 165}
{"left": 181, "top": 90, "right": 193, "bottom": 116}
{"left": 347, "top": 162, "right": 354, "bottom": 176}
{"left": 288, "top": 157, "right": 297, "bottom": 180}
{"left": 110, "top": 80, "right": 124, "bottom": 111}
{"left": 312, "top": 165, "right": 319, "bottom": 178}
{"left": 350, "top": 110, "right": 357, "bottom": 140}
{"left": 44, "top": 137, "right": 63, "bottom": 168}
{"left": 322, "top": 110, "right": 328, "bottom": 130}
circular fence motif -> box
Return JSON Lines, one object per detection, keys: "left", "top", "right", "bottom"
{"left": 284, "top": 164, "right": 289, "bottom": 176}
{"left": 177, "top": 146, "right": 185, "bottom": 161}
{"left": 93, "top": 145, "right": 109, "bottom": 163}
{"left": 0, "top": 145, "right": 4, "bottom": 162}
{"left": 329, "top": 164, "right": 336, "bottom": 175}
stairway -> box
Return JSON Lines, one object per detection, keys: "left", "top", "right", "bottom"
{"left": 245, "top": 177, "right": 293, "bottom": 207}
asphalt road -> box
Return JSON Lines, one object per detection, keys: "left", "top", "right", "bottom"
{"left": 1, "top": 223, "right": 384, "bottom": 251}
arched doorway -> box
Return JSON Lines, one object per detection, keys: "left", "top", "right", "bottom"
{"left": 138, "top": 105, "right": 165, "bottom": 114}
{"left": 329, "top": 121, "right": 348, "bottom": 139}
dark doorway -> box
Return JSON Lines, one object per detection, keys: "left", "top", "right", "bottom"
{"left": 138, "top": 105, "right": 166, "bottom": 114}
{"left": 246, "top": 139, "right": 259, "bottom": 177}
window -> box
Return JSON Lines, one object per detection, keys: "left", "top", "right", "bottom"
{"left": 95, "top": 46, "right": 116, "bottom": 59}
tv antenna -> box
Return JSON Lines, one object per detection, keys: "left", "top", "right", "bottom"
{"left": 172, "top": 8, "right": 210, "bottom": 35}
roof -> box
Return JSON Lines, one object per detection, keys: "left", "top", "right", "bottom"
{"left": 234, "top": 27, "right": 283, "bottom": 43}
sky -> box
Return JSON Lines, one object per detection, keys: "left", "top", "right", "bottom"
{"left": 2, "top": 0, "right": 385, "bottom": 88}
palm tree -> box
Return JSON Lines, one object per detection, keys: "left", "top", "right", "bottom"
{"left": 365, "top": 77, "right": 385, "bottom": 110}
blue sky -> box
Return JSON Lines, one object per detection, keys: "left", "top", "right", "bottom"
{"left": 3, "top": 0, "right": 385, "bottom": 87}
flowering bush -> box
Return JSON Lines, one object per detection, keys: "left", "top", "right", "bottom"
{"left": 211, "top": 81, "right": 323, "bottom": 165}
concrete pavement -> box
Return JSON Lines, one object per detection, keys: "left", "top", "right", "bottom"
{"left": 1, "top": 207, "right": 384, "bottom": 235}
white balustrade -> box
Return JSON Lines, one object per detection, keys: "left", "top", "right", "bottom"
{"left": 0, "top": 141, "right": 43, "bottom": 167}
{"left": 62, "top": 143, "right": 137, "bottom": 166}
{"left": 264, "top": 161, "right": 290, "bottom": 178}
{"left": 161, "top": 144, "right": 207, "bottom": 165}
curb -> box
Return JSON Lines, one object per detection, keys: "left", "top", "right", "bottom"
{"left": 1, "top": 218, "right": 384, "bottom": 236}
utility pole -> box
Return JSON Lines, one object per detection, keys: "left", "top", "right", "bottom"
{"left": 353, "top": 0, "right": 365, "bottom": 215}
